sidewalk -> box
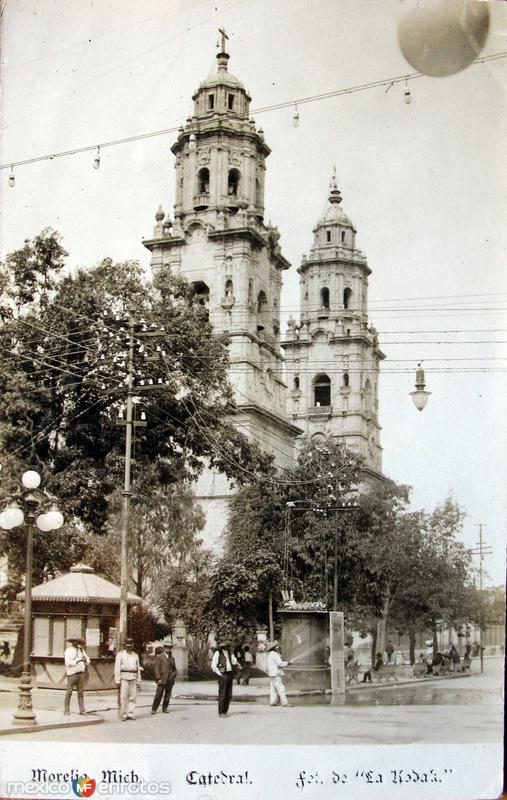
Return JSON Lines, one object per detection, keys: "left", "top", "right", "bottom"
{"left": 0, "top": 707, "right": 104, "bottom": 736}
{"left": 0, "top": 666, "right": 478, "bottom": 735}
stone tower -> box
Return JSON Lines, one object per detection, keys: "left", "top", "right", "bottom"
{"left": 282, "top": 171, "right": 384, "bottom": 479}
{"left": 143, "top": 35, "right": 301, "bottom": 547}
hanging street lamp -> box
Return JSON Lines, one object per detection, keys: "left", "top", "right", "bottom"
{"left": 410, "top": 362, "right": 431, "bottom": 411}
{"left": 0, "top": 469, "right": 64, "bottom": 725}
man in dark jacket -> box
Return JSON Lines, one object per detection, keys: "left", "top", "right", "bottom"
{"left": 211, "top": 640, "right": 238, "bottom": 716}
{"left": 151, "top": 643, "right": 177, "bottom": 714}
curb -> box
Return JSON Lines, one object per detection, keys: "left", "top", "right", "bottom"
{"left": 0, "top": 715, "right": 104, "bottom": 736}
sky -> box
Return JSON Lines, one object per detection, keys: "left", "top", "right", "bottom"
{"left": 1, "top": 0, "right": 506, "bottom": 585}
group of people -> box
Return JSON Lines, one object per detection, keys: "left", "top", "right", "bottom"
{"left": 63, "top": 636, "right": 176, "bottom": 721}
{"left": 212, "top": 639, "right": 292, "bottom": 716}
{"left": 63, "top": 634, "right": 295, "bottom": 720}
{"left": 421, "top": 643, "right": 471, "bottom": 674}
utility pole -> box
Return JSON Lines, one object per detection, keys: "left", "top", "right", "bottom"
{"left": 471, "top": 524, "right": 492, "bottom": 675}
{"left": 118, "top": 319, "right": 134, "bottom": 648}
{"left": 114, "top": 316, "right": 165, "bottom": 648}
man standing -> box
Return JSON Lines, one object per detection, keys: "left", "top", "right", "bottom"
{"left": 114, "top": 638, "right": 142, "bottom": 721}
{"left": 64, "top": 636, "right": 90, "bottom": 715}
{"left": 211, "top": 640, "right": 237, "bottom": 717}
{"left": 386, "top": 640, "right": 394, "bottom": 664}
{"left": 266, "top": 641, "right": 292, "bottom": 707}
{"left": 151, "top": 642, "right": 177, "bottom": 714}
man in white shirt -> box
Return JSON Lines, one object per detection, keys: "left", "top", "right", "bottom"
{"left": 63, "top": 636, "right": 90, "bottom": 715}
{"left": 211, "top": 640, "right": 238, "bottom": 717}
{"left": 114, "top": 638, "right": 142, "bottom": 720}
{"left": 266, "top": 640, "right": 292, "bottom": 707}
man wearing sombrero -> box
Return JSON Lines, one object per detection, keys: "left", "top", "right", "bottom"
{"left": 266, "top": 641, "right": 292, "bottom": 707}
{"left": 63, "top": 636, "right": 90, "bottom": 715}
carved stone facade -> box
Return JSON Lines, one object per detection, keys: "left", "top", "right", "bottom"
{"left": 282, "top": 172, "right": 384, "bottom": 479}
{"left": 143, "top": 44, "right": 384, "bottom": 547}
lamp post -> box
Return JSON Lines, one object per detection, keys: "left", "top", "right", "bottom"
{"left": 0, "top": 469, "right": 63, "bottom": 725}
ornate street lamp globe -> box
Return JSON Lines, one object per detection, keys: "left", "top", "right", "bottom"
{"left": 0, "top": 504, "right": 25, "bottom": 530}
{"left": 45, "top": 509, "right": 64, "bottom": 530}
{"left": 35, "top": 513, "right": 53, "bottom": 532}
{"left": 21, "top": 470, "right": 41, "bottom": 490}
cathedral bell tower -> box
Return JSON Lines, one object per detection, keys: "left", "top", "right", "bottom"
{"left": 282, "top": 172, "right": 384, "bottom": 478}
{"left": 143, "top": 33, "right": 301, "bottom": 470}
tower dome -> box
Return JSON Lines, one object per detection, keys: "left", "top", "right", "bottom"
{"left": 192, "top": 30, "right": 252, "bottom": 118}
{"left": 314, "top": 169, "right": 355, "bottom": 234}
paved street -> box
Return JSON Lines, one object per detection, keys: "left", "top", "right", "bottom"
{"left": 0, "top": 658, "right": 502, "bottom": 745}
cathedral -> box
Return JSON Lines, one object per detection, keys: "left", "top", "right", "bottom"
{"left": 143, "top": 38, "right": 384, "bottom": 547}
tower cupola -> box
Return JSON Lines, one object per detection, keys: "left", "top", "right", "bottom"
{"left": 312, "top": 168, "right": 356, "bottom": 250}
{"left": 192, "top": 29, "right": 252, "bottom": 119}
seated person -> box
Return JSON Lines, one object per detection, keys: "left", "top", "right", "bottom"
{"left": 363, "top": 653, "right": 383, "bottom": 683}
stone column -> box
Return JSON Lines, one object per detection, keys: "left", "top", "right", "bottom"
{"left": 329, "top": 611, "right": 345, "bottom": 695}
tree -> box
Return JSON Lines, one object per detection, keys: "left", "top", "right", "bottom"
{"left": 208, "top": 437, "right": 363, "bottom": 639}
{"left": 388, "top": 499, "right": 472, "bottom": 661}
{"left": 0, "top": 232, "right": 273, "bottom": 585}
{"left": 82, "top": 470, "right": 205, "bottom": 598}
{"left": 154, "top": 548, "right": 215, "bottom": 677}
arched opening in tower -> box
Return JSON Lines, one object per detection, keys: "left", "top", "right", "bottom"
{"left": 343, "top": 287, "right": 353, "bottom": 310}
{"left": 257, "top": 290, "right": 269, "bottom": 332}
{"left": 313, "top": 373, "right": 331, "bottom": 407}
{"left": 198, "top": 167, "right": 210, "bottom": 195}
{"left": 228, "top": 169, "right": 240, "bottom": 196}
{"left": 191, "top": 280, "right": 210, "bottom": 320}
{"left": 320, "top": 287, "right": 330, "bottom": 310}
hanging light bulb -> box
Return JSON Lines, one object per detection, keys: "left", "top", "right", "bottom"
{"left": 404, "top": 79, "right": 412, "bottom": 105}
{"left": 410, "top": 362, "right": 431, "bottom": 411}
{"left": 93, "top": 146, "right": 101, "bottom": 169}
{"left": 8, "top": 166, "right": 15, "bottom": 188}
{"left": 292, "top": 103, "right": 300, "bottom": 128}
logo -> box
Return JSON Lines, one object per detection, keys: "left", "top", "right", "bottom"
{"left": 72, "top": 774, "right": 96, "bottom": 797}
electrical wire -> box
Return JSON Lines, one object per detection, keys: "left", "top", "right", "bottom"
{"left": 2, "top": 49, "right": 505, "bottom": 172}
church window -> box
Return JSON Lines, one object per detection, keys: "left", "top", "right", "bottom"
{"left": 326, "top": 230, "right": 331, "bottom": 243}
{"left": 208, "top": 94, "right": 215, "bottom": 110}
{"left": 257, "top": 290, "right": 269, "bottom": 332}
{"left": 228, "top": 168, "right": 240, "bottom": 196}
{"left": 228, "top": 93, "right": 235, "bottom": 110}
{"left": 341, "top": 230, "right": 346, "bottom": 243}
{"left": 320, "top": 287, "right": 330, "bottom": 310}
{"left": 313, "top": 373, "right": 331, "bottom": 407}
{"left": 248, "top": 279, "right": 253, "bottom": 305}
{"left": 191, "top": 280, "right": 210, "bottom": 321}
{"left": 225, "top": 279, "right": 233, "bottom": 297}
{"left": 343, "top": 372, "right": 350, "bottom": 388}
{"left": 257, "top": 290, "right": 268, "bottom": 313}
{"left": 294, "top": 376, "right": 300, "bottom": 391}
{"left": 343, "top": 287, "right": 352, "bottom": 309}
{"left": 198, "top": 167, "right": 210, "bottom": 194}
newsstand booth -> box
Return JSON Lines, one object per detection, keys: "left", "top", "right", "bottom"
{"left": 17, "top": 563, "right": 142, "bottom": 689}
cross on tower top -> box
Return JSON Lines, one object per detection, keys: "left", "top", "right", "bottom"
{"left": 218, "top": 27, "right": 229, "bottom": 53}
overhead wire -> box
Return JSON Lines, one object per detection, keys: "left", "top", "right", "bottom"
{"left": 2, "top": 50, "right": 506, "bottom": 172}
